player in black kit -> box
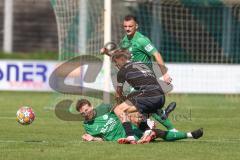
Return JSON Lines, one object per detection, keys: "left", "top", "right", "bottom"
{"left": 111, "top": 49, "right": 168, "bottom": 144}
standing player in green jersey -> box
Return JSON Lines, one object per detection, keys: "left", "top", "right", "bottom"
{"left": 101, "top": 15, "right": 171, "bottom": 83}
{"left": 101, "top": 15, "right": 177, "bottom": 132}
{"left": 76, "top": 99, "right": 203, "bottom": 143}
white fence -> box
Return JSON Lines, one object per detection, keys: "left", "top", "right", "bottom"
{"left": 1, "top": 60, "right": 240, "bottom": 94}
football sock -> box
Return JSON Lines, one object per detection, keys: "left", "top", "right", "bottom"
{"left": 153, "top": 129, "right": 187, "bottom": 141}
{"left": 163, "top": 131, "right": 187, "bottom": 141}
{"left": 152, "top": 129, "right": 167, "bottom": 138}
{"left": 187, "top": 132, "right": 193, "bottom": 138}
{"left": 139, "top": 121, "right": 150, "bottom": 132}
{"left": 152, "top": 113, "right": 175, "bottom": 130}
{"left": 122, "top": 122, "right": 135, "bottom": 136}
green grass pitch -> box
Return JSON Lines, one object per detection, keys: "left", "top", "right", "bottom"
{"left": 0, "top": 91, "right": 240, "bottom": 160}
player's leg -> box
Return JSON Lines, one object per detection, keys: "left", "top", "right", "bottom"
{"left": 138, "top": 94, "right": 177, "bottom": 131}
{"left": 129, "top": 91, "right": 177, "bottom": 131}
{"left": 137, "top": 129, "right": 186, "bottom": 143}
{"left": 152, "top": 102, "right": 178, "bottom": 131}
{"left": 131, "top": 92, "right": 166, "bottom": 131}
{"left": 125, "top": 87, "right": 177, "bottom": 131}
{"left": 130, "top": 91, "right": 178, "bottom": 131}
{"left": 138, "top": 128, "right": 203, "bottom": 143}
{"left": 133, "top": 93, "right": 169, "bottom": 141}
{"left": 116, "top": 92, "right": 166, "bottom": 144}
{"left": 114, "top": 98, "right": 157, "bottom": 144}
{"left": 154, "top": 78, "right": 179, "bottom": 131}
{"left": 152, "top": 115, "right": 177, "bottom": 131}
{"left": 154, "top": 128, "right": 203, "bottom": 141}
{"left": 114, "top": 100, "right": 139, "bottom": 144}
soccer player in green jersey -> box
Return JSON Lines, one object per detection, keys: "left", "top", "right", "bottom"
{"left": 77, "top": 99, "right": 142, "bottom": 141}
{"left": 76, "top": 99, "right": 203, "bottom": 143}
{"left": 101, "top": 15, "right": 177, "bottom": 133}
{"left": 101, "top": 15, "right": 171, "bottom": 83}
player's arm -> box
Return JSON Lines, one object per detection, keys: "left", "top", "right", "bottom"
{"left": 115, "top": 86, "right": 126, "bottom": 104}
{"left": 139, "top": 37, "right": 172, "bottom": 84}
{"left": 100, "top": 41, "right": 119, "bottom": 57}
{"left": 82, "top": 134, "right": 103, "bottom": 142}
{"left": 153, "top": 52, "right": 172, "bottom": 84}
{"left": 115, "top": 69, "right": 127, "bottom": 104}
{"left": 100, "top": 47, "right": 111, "bottom": 56}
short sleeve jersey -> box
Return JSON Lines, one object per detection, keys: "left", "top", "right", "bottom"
{"left": 83, "top": 103, "right": 142, "bottom": 141}
{"left": 120, "top": 31, "right": 158, "bottom": 69}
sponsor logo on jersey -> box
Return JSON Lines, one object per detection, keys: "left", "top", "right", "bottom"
{"left": 102, "top": 114, "right": 108, "bottom": 120}
{"left": 144, "top": 44, "right": 154, "bottom": 52}
{"left": 100, "top": 117, "right": 116, "bottom": 134}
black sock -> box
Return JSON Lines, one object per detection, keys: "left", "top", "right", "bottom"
{"left": 139, "top": 121, "right": 150, "bottom": 132}
{"left": 122, "top": 122, "right": 134, "bottom": 136}
{"left": 152, "top": 129, "right": 167, "bottom": 138}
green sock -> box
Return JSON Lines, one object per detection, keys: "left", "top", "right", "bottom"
{"left": 152, "top": 113, "right": 175, "bottom": 130}
{"left": 163, "top": 131, "right": 187, "bottom": 141}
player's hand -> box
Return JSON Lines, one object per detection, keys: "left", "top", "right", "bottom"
{"left": 163, "top": 73, "right": 172, "bottom": 85}
{"left": 82, "top": 134, "right": 94, "bottom": 141}
{"left": 100, "top": 47, "right": 109, "bottom": 55}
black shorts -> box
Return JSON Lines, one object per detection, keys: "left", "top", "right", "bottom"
{"left": 127, "top": 90, "right": 165, "bottom": 114}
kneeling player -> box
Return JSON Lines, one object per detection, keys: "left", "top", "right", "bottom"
{"left": 77, "top": 99, "right": 203, "bottom": 143}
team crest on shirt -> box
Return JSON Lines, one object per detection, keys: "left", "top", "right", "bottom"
{"left": 102, "top": 114, "right": 108, "bottom": 120}
{"left": 131, "top": 53, "right": 134, "bottom": 59}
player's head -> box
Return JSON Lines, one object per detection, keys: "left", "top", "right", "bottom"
{"left": 123, "top": 15, "right": 138, "bottom": 36}
{"left": 111, "top": 49, "right": 131, "bottom": 68}
{"left": 76, "top": 99, "right": 95, "bottom": 120}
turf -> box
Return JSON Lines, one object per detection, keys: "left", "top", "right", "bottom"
{"left": 0, "top": 92, "right": 240, "bottom": 160}
{"left": 0, "top": 52, "right": 58, "bottom": 60}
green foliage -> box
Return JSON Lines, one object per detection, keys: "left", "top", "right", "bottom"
{"left": 0, "top": 92, "right": 240, "bottom": 160}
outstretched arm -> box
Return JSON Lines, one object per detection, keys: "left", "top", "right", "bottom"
{"left": 100, "top": 47, "right": 112, "bottom": 57}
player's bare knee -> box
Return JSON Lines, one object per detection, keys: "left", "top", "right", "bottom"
{"left": 113, "top": 107, "right": 121, "bottom": 116}
{"left": 114, "top": 107, "right": 126, "bottom": 118}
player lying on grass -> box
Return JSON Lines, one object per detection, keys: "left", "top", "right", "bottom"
{"left": 77, "top": 99, "right": 203, "bottom": 143}
{"left": 109, "top": 49, "right": 203, "bottom": 144}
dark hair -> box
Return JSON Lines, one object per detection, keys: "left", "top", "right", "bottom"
{"left": 124, "top": 15, "right": 138, "bottom": 23}
{"left": 76, "top": 99, "right": 91, "bottom": 112}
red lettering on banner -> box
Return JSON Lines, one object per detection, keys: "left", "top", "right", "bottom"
{"left": 8, "top": 81, "right": 44, "bottom": 89}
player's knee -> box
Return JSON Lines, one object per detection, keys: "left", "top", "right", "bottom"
{"left": 113, "top": 106, "right": 124, "bottom": 116}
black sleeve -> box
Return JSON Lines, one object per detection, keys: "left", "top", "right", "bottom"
{"left": 117, "top": 68, "right": 126, "bottom": 87}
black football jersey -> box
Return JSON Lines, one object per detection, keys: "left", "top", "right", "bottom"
{"left": 117, "top": 62, "right": 162, "bottom": 92}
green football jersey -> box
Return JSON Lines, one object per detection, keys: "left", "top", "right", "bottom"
{"left": 83, "top": 103, "right": 142, "bottom": 141}
{"left": 120, "top": 31, "right": 158, "bottom": 69}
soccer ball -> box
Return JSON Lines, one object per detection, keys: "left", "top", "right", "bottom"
{"left": 16, "top": 106, "right": 35, "bottom": 125}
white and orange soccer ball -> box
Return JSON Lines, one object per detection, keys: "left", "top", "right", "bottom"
{"left": 16, "top": 106, "right": 35, "bottom": 125}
